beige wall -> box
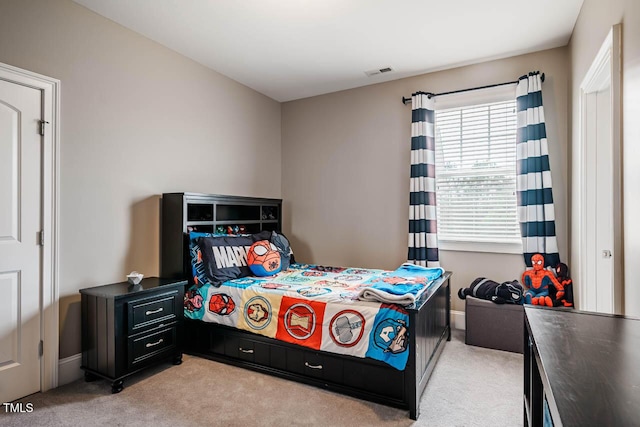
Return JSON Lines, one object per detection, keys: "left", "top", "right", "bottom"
{"left": 0, "top": 0, "right": 282, "bottom": 358}
{"left": 0, "top": 0, "right": 581, "bottom": 359}
{"left": 282, "top": 47, "right": 570, "bottom": 313}
{"left": 569, "top": 0, "right": 640, "bottom": 317}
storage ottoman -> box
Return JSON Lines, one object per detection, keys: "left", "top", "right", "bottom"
{"left": 465, "top": 296, "right": 524, "bottom": 353}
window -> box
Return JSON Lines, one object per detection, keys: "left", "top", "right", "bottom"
{"left": 434, "top": 95, "right": 521, "bottom": 253}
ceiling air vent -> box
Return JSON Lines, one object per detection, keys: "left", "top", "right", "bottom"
{"left": 364, "top": 66, "right": 394, "bottom": 77}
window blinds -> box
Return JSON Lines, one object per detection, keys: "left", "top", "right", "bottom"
{"left": 434, "top": 100, "right": 520, "bottom": 244}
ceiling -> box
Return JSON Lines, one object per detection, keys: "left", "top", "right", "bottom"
{"left": 73, "top": 0, "right": 584, "bottom": 102}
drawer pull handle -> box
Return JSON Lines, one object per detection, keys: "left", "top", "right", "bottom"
{"left": 146, "top": 338, "right": 164, "bottom": 348}
{"left": 305, "top": 362, "right": 323, "bottom": 370}
{"left": 146, "top": 307, "right": 164, "bottom": 315}
{"left": 239, "top": 348, "right": 254, "bottom": 354}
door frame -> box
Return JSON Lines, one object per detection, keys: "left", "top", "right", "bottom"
{"left": 0, "top": 62, "right": 60, "bottom": 391}
{"left": 576, "top": 24, "right": 623, "bottom": 313}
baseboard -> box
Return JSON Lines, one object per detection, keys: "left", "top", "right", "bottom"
{"left": 58, "top": 353, "right": 83, "bottom": 386}
{"left": 451, "top": 310, "right": 465, "bottom": 330}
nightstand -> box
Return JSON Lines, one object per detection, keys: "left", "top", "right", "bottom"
{"left": 80, "top": 277, "right": 186, "bottom": 393}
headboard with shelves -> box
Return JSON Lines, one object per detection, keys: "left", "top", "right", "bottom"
{"left": 160, "top": 192, "right": 282, "bottom": 280}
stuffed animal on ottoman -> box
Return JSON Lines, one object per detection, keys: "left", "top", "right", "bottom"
{"left": 458, "top": 277, "right": 524, "bottom": 304}
{"left": 522, "top": 253, "right": 565, "bottom": 306}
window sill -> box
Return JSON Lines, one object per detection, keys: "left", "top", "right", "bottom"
{"left": 438, "top": 240, "right": 523, "bottom": 255}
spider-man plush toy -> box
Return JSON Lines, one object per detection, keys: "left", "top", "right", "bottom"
{"left": 552, "top": 262, "right": 574, "bottom": 307}
{"left": 521, "top": 253, "right": 564, "bottom": 306}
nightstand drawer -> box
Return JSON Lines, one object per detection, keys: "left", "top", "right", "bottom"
{"left": 127, "top": 291, "right": 179, "bottom": 334}
{"left": 128, "top": 326, "right": 177, "bottom": 368}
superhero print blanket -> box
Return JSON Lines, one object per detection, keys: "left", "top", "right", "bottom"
{"left": 184, "top": 263, "right": 444, "bottom": 370}
{"left": 357, "top": 263, "right": 445, "bottom": 305}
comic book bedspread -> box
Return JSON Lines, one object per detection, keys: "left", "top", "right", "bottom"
{"left": 183, "top": 263, "right": 442, "bottom": 370}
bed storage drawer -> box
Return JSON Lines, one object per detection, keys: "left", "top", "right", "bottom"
{"left": 210, "top": 329, "right": 273, "bottom": 366}
{"left": 224, "top": 335, "right": 271, "bottom": 364}
{"left": 200, "top": 323, "right": 403, "bottom": 400}
{"left": 284, "top": 350, "right": 344, "bottom": 382}
{"left": 302, "top": 352, "right": 326, "bottom": 379}
{"left": 343, "top": 359, "right": 404, "bottom": 400}
{"left": 227, "top": 336, "right": 257, "bottom": 362}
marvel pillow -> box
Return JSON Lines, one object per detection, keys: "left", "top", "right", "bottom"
{"left": 197, "top": 235, "right": 255, "bottom": 285}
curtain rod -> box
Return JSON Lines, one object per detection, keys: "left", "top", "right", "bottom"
{"left": 401, "top": 71, "right": 544, "bottom": 105}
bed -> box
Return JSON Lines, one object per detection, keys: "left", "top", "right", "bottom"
{"left": 160, "top": 192, "right": 451, "bottom": 419}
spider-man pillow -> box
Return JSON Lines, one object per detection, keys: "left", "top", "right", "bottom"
{"left": 247, "top": 240, "right": 282, "bottom": 276}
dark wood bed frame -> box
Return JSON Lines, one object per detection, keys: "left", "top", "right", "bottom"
{"left": 160, "top": 192, "right": 451, "bottom": 419}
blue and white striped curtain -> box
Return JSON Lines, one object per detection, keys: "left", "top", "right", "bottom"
{"left": 408, "top": 93, "right": 439, "bottom": 267}
{"left": 516, "top": 73, "right": 560, "bottom": 267}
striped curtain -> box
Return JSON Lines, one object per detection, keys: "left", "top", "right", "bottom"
{"left": 408, "top": 93, "right": 439, "bottom": 267}
{"left": 516, "top": 73, "right": 560, "bottom": 267}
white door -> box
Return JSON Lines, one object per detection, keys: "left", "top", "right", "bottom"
{"left": 584, "top": 86, "right": 613, "bottom": 313}
{"left": 0, "top": 78, "right": 43, "bottom": 402}
{"left": 578, "top": 25, "right": 623, "bottom": 315}
{"left": 594, "top": 87, "right": 613, "bottom": 313}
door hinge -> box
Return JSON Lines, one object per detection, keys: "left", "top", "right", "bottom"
{"left": 38, "top": 230, "right": 45, "bottom": 246}
{"left": 39, "top": 120, "right": 49, "bottom": 136}
{"left": 39, "top": 340, "right": 43, "bottom": 357}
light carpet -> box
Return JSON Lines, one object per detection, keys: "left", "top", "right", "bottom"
{"left": 0, "top": 330, "right": 523, "bottom": 426}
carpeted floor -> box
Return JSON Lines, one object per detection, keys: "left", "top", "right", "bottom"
{"left": 0, "top": 330, "right": 523, "bottom": 426}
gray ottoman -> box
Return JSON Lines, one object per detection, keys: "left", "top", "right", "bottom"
{"left": 465, "top": 296, "right": 524, "bottom": 353}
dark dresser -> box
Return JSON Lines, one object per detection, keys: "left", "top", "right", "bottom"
{"left": 524, "top": 306, "right": 640, "bottom": 426}
{"left": 80, "top": 277, "right": 186, "bottom": 393}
